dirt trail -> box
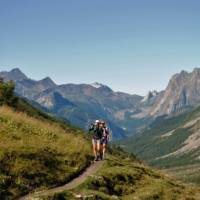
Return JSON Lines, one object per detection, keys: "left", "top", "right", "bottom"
{"left": 18, "top": 161, "right": 104, "bottom": 200}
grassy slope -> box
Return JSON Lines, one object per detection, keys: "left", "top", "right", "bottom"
{"left": 118, "top": 112, "right": 190, "bottom": 161}
{"left": 118, "top": 106, "right": 200, "bottom": 184}
{"left": 0, "top": 106, "right": 92, "bottom": 200}
{"left": 42, "top": 148, "right": 200, "bottom": 200}
{"left": 16, "top": 98, "right": 70, "bottom": 125}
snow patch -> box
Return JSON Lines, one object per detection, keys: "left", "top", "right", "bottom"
{"left": 160, "top": 130, "right": 175, "bottom": 138}
{"left": 91, "top": 82, "right": 104, "bottom": 88}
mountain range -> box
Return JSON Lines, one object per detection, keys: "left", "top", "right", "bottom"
{"left": 2, "top": 67, "right": 200, "bottom": 140}
{"left": 0, "top": 68, "right": 142, "bottom": 139}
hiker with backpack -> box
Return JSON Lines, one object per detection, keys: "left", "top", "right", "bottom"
{"left": 99, "top": 121, "right": 110, "bottom": 160}
{"left": 89, "top": 120, "right": 103, "bottom": 161}
{"left": 89, "top": 119, "right": 110, "bottom": 161}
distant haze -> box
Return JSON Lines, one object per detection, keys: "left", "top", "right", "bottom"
{"left": 1, "top": 0, "right": 200, "bottom": 95}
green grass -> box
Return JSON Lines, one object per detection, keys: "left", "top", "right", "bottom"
{"left": 150, "top": 149, "right": 200, "bottom": 168}
{"left": 0, "top": 106, "right": 93, "bottom": 200}
{"left": 135, "top": 128, "right": 192, "bottom": 162}
{"left": 164, "top": 163, "right": 200, "bottom": 185}
{"left": 118, "top": 112, "right": 190, "bottom": 156}
{"left": 42, "top": 149, "right": 200, "bottom": 200}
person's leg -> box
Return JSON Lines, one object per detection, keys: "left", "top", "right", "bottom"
{"left": 96, "top": 140, "right": 101, "bottom": 160}
{"left": 99, "top": 138, "right": 102, "bottom": 159}
{"left": 102, "top": 143, "right": 106, "bottom": 159}
{"left": 92, "top": 139, "right": 97, "bottom": 160}
{"left": 99, "top": 142, "right": 103, "bottom": 160}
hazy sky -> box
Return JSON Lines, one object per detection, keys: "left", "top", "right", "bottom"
{"left": 1, "top": 0, "right": 200, "bottom": 95}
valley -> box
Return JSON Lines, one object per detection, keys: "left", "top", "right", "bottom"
{"left": 1, "top": 76, "right": 200, "bottom": 199}
{"left": 119, "top": 104, "right": 200, "bottom": 185}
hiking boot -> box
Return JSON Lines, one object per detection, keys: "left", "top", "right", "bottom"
{"left": 100, "top": 155, "right": 104, "bottom": 160}
{"left": 94, "top": 157, "right": 98, "bottom": 162}
{"left": 99, "top": 153, "right": 103, "bottom": 160}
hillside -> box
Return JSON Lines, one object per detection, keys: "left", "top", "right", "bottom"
{"left": 0, "top": 105, "right": 93, "bottom": 200}
{"left": 119, "top": 104, "right": 200, "bottom": 184}
{"left": 28, "top": 148, "right": 200, "bottom": 200}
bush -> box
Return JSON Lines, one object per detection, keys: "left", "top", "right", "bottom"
{"left": 0, "top": 80, "right": 18, "bottom": 107}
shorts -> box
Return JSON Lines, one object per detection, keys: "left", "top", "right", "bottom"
{"left": 92, "top": 138, "right": 100, "bottom": 145}
{"left": 101, "top": 137, "right": 108, "bottom": 145}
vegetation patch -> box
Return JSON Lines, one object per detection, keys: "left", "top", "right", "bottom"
{"left": 0, "top": 106, "right": 92, "bottom": 200}
{"left": 43, "top": 149, "right": 200, "bottom": 200}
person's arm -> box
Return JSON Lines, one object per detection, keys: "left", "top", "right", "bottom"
{"left": 88, "top": 123, "right": 94, "bottom": 132}
{"left": 106, "top": 128, "right": 110, "bottom": 141}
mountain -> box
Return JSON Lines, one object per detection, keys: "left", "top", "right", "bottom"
{"left": 122, "top": 68, "right": 200, "bottom": 132}
{"left": 15, "top": 77, "right": 57, "bottom": 99}
{"left": 0, "top": 68, "right": 145, "bottom": 139}
{"left": 0, "top": 68, "right": 27, "bottom": 81}
{"left": 31, "top": 84, "right": 143, "bottom": 138}
{"left": 150, "top": 68, "right": 200, "bottom": 116}
{"left": 128, "top": 68, "right": 200, "bottom": 120}
{"left": 119, "top": 104, "right": 200, "bottom": 185}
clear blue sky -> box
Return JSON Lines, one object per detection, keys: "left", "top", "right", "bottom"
{"left": 1, "top": 0, "right": 200, "bottom": 95}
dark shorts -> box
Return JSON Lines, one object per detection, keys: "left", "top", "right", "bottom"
{"left": 101, "top": 137, "right": 108, "bottom": 145}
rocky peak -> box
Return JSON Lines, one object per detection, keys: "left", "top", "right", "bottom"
{"left": 151, "top": 68, "right": 200, "bottom": 116}
{"left": 38, "top": 77, "right": 56, "bottom": 87}
{"left": 168, "top": 70, "right": 189, "bottom": 88}
{"left": 192, "top": 68, "right": 200, "bottom": 78}
{"left": 193, "top": 67, "right": 200, "bottom": 73}
{"left": 91, "top": 82, "right": 105, "bottom": 88}
{"left": 142, "top": 90, "right": 158, "bottom": 103}
{"left": 90, "top": 82, "right": 113, "bottom": 94}
{"left": 10, "top": 68, "right": 27, "bottom": 80}
{"left": 152, "top": 90, "right": 158, "bottom": 96}
{"left": 0, "top": 68, "right": 27, "bottom": 81}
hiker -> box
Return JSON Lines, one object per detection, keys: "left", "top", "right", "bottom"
{"left": 100, "top": 121, "right": 110, "bottom": 160}
{"left": 89, "top": 120, "right": 103, "bottom": 161}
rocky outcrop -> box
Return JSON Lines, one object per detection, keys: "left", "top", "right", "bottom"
{"left": 150, "top": 68, "right": 200, "bottom": 116}
{"left": 0, "top": 68, "right": 27, "bottom": 81}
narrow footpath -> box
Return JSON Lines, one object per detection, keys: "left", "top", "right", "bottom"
{"left": 18, "top": 161, "right": 104, "bottom": 200}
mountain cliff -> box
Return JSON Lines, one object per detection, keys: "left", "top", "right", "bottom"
{"left": 150, "top": 68, "right": 200, "bottom": 116}
{"left": 0, "top": 68, "right": 27, "bottom": 81}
